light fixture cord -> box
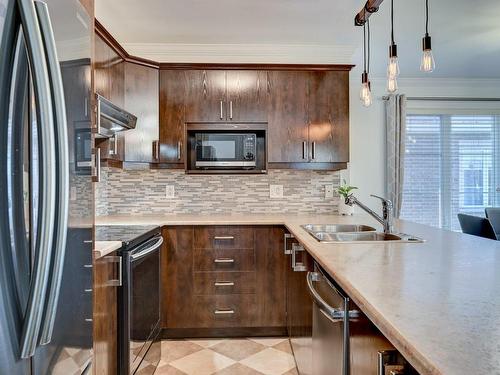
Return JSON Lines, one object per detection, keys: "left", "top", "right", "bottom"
{"left": 425, "top": 0, "right": 429, "bottom": 35}
{"left": 391, "top": 0, "right": 395, "bottom": 44}
{"left": 367, "top": 18, "right": 370, "bottom": 74}
{"left": 363, "top": 11, "right": 367, "bottom": 73}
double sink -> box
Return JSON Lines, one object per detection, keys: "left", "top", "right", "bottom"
{"left": 301, "top": 224, "right": 424, "bottom": 243}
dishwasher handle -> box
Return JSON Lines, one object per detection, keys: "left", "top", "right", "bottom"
{"left": 307, "top": 271, "right": 360, "bottom": 321}
{"left": 307, "top": 272, "right": 345, "bottom": 320}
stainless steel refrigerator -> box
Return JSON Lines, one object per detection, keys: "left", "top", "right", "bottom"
{"left": 0, "top": 0, "right": 93, "bottom": 374}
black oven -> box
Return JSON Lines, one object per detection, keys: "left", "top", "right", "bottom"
{"left": 195, "top": 132, "right": 257, "bottom": 169}
{"left": 119, "top": 231, "right": 162, "bottom": 375}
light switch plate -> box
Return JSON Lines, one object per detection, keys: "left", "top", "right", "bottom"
{"left": 324, "top": 184, "right": 334, "bottom": 199}
{"left": 270, "top": 184, "right": 283, "bottom": 198}
{"left": 165, "top": 185, "right": 175, "bottom": 199}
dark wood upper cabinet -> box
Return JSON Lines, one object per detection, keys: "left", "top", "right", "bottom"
{"left": 123, "top": 62, "right": 159, "bottom": 163}
{"left": 267, "top": 71, "right": 309, "bottom": 163}
{"left": 226, "top": 70, "right": 268, "bottom": 122}
{"left": 184, "top": 70, "right": 226, "bottom": 123}
{"left": 308, "top": 71, "right": 349, "bottom": 163}
{"left": 159, "top": 70, "right": 187, "bottom": 164}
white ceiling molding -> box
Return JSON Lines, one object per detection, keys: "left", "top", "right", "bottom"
{"left": 121, "top": 43, "right": 356, "bottom": 64}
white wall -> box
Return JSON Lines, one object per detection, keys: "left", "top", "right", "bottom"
{"left": 348, "top": 77, "right": 500, "bottom": 212}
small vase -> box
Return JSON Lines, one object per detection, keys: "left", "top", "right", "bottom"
{"left": 337, "top": 197, "right": 354, "bottom": 216}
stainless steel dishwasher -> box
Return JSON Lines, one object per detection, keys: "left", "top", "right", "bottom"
{"left": 307, "top": 262, "right": 417, "bottom": 375}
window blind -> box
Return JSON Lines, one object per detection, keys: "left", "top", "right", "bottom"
{"left": 400, "top": 114, "right": 500, "bottom": 231}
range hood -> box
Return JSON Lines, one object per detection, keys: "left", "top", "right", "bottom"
{"left": 95, "top": 93, "right": 137, "bottom": 138}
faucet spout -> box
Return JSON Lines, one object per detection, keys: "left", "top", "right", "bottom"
{"left": 344, "top": 194, "right": 394, "bottom": 233}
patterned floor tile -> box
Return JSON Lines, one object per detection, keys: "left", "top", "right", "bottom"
{"left": 272, "top": 341, "right": 293, "bottom": 355}
{"left": 240, "top": 348, "right": 296, "bottom": 375}
{"left": 210, "top": 339, "right": 266, "bottom": 361}
{"left": 169, "top": 348, "right": 235, "bottom": 375}
{"left": 161, "top": 340, "right": 204, "bottom": 363}
{"left": 282, "top": 368, "right": 299, "bottom": 375}
{"left": 155, "top": 364, "right": 188, "bottom": 375}
{"left": 213, "top": 363, "right": 265, "bottom": 375}
{"left": 248, "top": 338, "right": 288, "bottom": 347}
{"left": 187, "top": 339, "right": 225, "bottom": 348}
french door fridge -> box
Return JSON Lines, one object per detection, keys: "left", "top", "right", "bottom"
{"left": 0, "top": 0, "right": 93, "bottom": 374}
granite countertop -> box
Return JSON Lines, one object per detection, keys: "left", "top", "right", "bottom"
{"left": 94, "top": 240, "right": 122, "bottom": 259}
{"left": 95, "top": 213, "right": 500, "bottom": 374}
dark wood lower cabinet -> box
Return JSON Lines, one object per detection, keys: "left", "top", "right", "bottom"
{"left": 93, "top": 252, "right": 118, "bottom": 375}
{"left": 161, "top": 225, "right": 287, "bottom": 338}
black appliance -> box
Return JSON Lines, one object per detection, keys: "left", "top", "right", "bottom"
{"left": 195, "top": 132, "right": 257, "bottom": 168}
{"left": 75, "top": 128, "right": 92, "bottom": 172}
{"left": 95, "top": 225, "right": 162, "bottom": 375}
{"left": 1, "top": 0, "right": 93, "bottom": 373}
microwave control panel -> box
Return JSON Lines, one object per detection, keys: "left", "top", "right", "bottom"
{"left": 244, "top": 135, "right": 256, "bottom": 160}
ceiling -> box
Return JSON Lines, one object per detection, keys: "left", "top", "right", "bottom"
{"left": 96, "top": 0, "right": 500, "bottom": 78}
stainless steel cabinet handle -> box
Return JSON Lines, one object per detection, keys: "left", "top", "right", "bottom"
{"left": 214, "top": 281, "right": 235, "bottom": 286}
{"left": 177, "top": 141, "right": 182, "bottom": 160}
{"left": 92, "top": 148, "right": 101, "bottom": 182}
{"left": 214, "top": 309, "right": 235, "bottom": 315}
{"left": 105, "top": 255, "right": 122, "bottom": 287}
{"left": 291, "top": 243, "right": 306, "bottom": 272}
{"left": 229, "top": 100, "right": 233, "bottom": 119}
{"left": 84, "top": 97, "right": 88, "bottom": 118}
{"left": 18, "top": 0, "right": 57, "bottom": 358}
{"left": 302, "top": 141, "right": 307, "bottom": 160}
{"left": 36, "top": 1, "right": 70, "bottom": 346}
{"left": 220, "top": 100, "right": 224, "bottom": 119}
{"left": 284, "top": 233, "right": 294, "bottom": 255}
{"left": 96, "top": 93, "right": 101, "bottom": 134}
{"left": 153, "top": 140, "right": 160, "bottom": 161}
{"left": 113, "top": 135, "right": 118, "bottom": 155}
{"left": 214, "top": 236, "right": 234, "bottom": 240}
{"left": 214, "top": 258, "right": 234, "bottom": 263}
{"left": 311, "top": 141, "right": 316, "bottom": 160}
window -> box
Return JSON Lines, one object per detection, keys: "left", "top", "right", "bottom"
{"left": 400, "top": 113, "right": 500, "bottom": 231}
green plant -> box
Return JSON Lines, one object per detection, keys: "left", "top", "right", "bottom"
{"left": 337, "top": 179, "right": 358, "bottom": 199}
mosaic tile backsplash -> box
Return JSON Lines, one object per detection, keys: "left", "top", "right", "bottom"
{"left": 96, "top": 168, "right": 341, "bottom": 216}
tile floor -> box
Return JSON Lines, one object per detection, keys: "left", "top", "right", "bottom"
{"left": 155, "top": 337, "right": 298, "bottom": 375}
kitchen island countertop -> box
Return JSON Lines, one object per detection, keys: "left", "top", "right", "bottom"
{"left": 96, "top": 213, "right": 500, "bottom": 374}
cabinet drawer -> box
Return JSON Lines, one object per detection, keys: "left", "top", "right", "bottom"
{"left": 194, "top": 248, "right": 255, "bottom": 271}
{"left": 194, "top": 226, "right": 254, "bottom": 249}
{"left": 193, "top": 272, "right": 257, "bottom": 295}
{"left": 192, "top": 295, "right": 258, "bottom": 327}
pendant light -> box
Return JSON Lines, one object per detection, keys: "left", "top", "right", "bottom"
{"left": 387, "top": 0, "right": 399, "bottom": 92}
{"left": 359, "top": 17, "right": 372, "bottom": 107}
{"left": 420, "top": 0, "right": 435, "bottom": 72}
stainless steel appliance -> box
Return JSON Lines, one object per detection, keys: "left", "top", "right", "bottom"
{"left": 95, "top": 225, "right": 163, "bottom": 375}
{"left": 307, "top": 262, "right": 414, "bottom": 375}
{"left": 194, "top": 132, "right": 257, "bottom": 168}
{"left": 0, "top": 0, "right": 93, "bottom": 373}
{"left": 95, "top": 93, "right": 137, "bottom": 138}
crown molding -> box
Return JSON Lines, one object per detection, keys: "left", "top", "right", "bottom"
{"left": 121, "top": 42, "right": 356, "bottom": 65}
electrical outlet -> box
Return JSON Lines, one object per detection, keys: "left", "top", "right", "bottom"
{"left": 269, "top": 185, "right": 283, "bottom": 199}
{"left": 324, "top": 184, "right": 334, "bottom": 199}
{"left": 165, "top": 185, "right": 175, "bottom": 199}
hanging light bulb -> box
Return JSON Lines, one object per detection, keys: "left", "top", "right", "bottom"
{"left": 420, "top": 0, "right": 435, "bottom": 72}
{"left": 387, "top": 0, "right": 399, "bottom": 92}
{"left": 360, "top": 72, "right": 372, "bottom": 107}
{"left": 359, "top": 17, "right": 372, "bottom": 107}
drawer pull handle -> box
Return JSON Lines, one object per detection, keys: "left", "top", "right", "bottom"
{"left": 214, "top": 258, "right": 234, "bottom": 263}
{"left": 214, "top": 281, "right": 235, "bottom": 286}
{"left": 214, "top": 309, "right": 234, "bottom": 315}
{"left": 214, "top": 236, "right": 234, "bottom": 240}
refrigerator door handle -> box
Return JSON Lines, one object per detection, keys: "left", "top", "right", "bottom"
{"left": 35, "top": 1, "right": 70, "bottom": 346}
{"left": 17, "top": 0, "right": 57, "bottom": 359}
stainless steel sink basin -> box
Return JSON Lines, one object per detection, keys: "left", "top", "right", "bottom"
{"left": 310, "top": 231, "right": 424, "bottom": 243}
{"left": 301, "top": 224, "right": 376, "bottom": 233}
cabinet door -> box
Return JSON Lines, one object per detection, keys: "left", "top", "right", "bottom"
{"left": 184, "top": 70, "right": 226, "bottom": 123}
{"left": 267, "top": 71, "right": 309, "bottom": 163}
{"left": 308, "top": 71, "right": 349, "bottom": 163}
{"left": 93, "top": 252, "right": 118, "bottom": 375}
{"left": 226, "top": 70, "right": 268, "bottom": 122}
{"left": 123, "top": 62, "right": 159, "bottom": 163}
{"left": 159, "top": 70, "right": 187, "bottom": 164}
{"left": 61, "top": 62, "right": 91, "bottom": 123}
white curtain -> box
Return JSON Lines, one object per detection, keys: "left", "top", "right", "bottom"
{"left": 386, "top": 94, "right": 407, "bottom": 218}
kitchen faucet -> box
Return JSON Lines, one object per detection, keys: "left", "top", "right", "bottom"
{"left": 345, "top": 194, "right": 394, "bottom": 234}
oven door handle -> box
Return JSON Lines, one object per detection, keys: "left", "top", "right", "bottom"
{"left": 130, "top": 236, "right": 163, "bottom": 261}
{"left": 307, "top": 271, "right": 346, "bottom": 320}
